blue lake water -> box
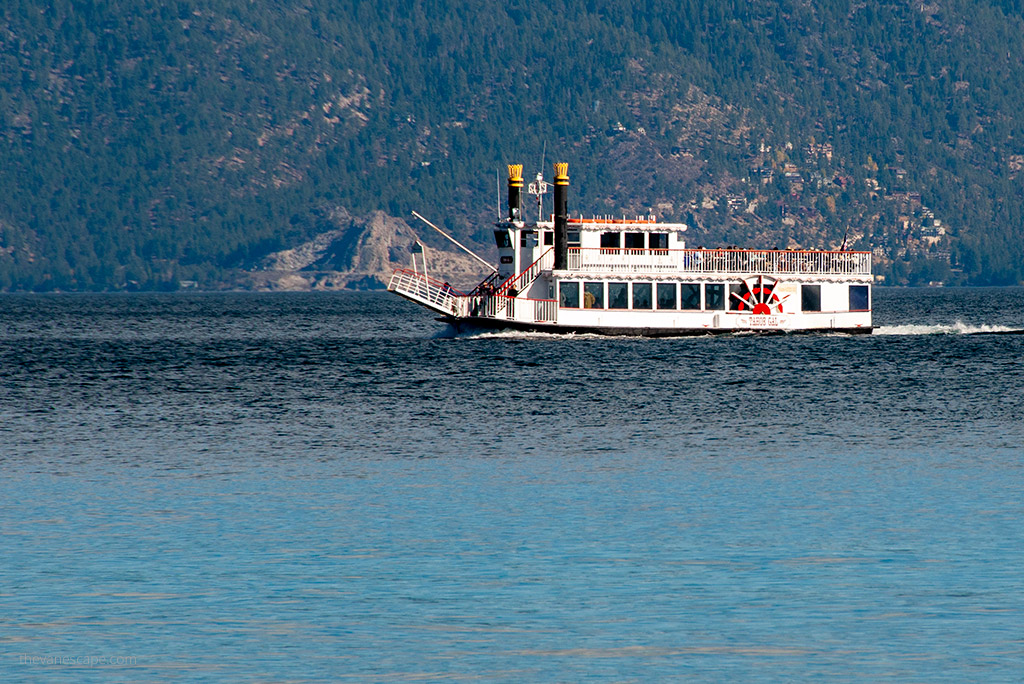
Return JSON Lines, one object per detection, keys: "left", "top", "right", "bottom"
{"left": 1, "top": 288, "right": 1023, "bottom": 681}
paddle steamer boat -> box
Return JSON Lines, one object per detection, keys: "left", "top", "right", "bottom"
{"left": 389, "top": 163, "right": 872, "bottom": 335}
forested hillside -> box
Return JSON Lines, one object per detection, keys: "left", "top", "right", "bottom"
{"left": 2, "top": 0, "right": 1024, "bottom": 289}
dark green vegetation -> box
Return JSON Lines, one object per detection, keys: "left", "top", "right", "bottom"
{"left": 2, "top": 0, "right": 1024, "bottom": 289}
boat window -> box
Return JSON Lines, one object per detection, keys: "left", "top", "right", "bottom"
{"left": 632, "top": 282, "right": 652, "bottom": 309}
{"left": 704, "top": 283, "right": 725, "bottom": 310}
{"left": 567, "top": 231, "right": 581, "bottom": 246}
{"left": 608, "top": 282, "right": 629, "bottom": 309}
{"left": 584, "top": 282, "right": 604, "bottom": 309}
{"left": 802, "top": 284, "right": 822, "bottom": 312}
{"left": 729, "top": 283, "right": 746, "bottom": 311}
{"left": 849, "top": 285, "right": 869, "bottom": 311}
{"left": 520, "top": 230, "right": 537, "bottom": 247}
{"left": 494, "top": 230, "right": 512, "bottom": 249}
{"left": 543, "top": 231, "right": 554, "bottom": 246}
{"left": 680, "top": 283, "right": 701, "bottom": 310}
{"left": 657, "top": 283, "right": 677, "bottom": 309}
{"left": 559, "top": 281, "right": 579, "bottom": 308}
{"left": 649, "top": 233, "right": 668, "bottom": 250}
{"left": 600, "top": 232, "right": 621, "bottom": 249}
{"left": 624, "top": 233, "right": 645, "bottom": 250}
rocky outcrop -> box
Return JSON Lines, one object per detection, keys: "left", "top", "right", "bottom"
{"left": 246, "top": 210, "right": 490, "bottom": 291}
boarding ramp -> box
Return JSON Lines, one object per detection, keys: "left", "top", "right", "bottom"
{"left": 388, "top": 269, "right": 464, "bottom": 317}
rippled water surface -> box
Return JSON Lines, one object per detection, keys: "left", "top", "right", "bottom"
{"left": 2, "top": 288, "right": 1023, "bottom": 681}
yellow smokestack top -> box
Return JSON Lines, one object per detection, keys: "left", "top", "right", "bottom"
{"left": 507, "top": 164, "right": 523, "bottom": 187}
{"left": 554, "top": 162, "right": 569, "bottom": 184}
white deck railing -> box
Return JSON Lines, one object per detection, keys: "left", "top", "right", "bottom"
{"left": 567, "top": 248, "right": 871, "bottom": 276}
{"left": 388, "top": 269, "right": 462, "bottom": 316}
{"left": 534, "top": 298, "right": 557, "bottom": 322}
{"left": 390, "top": 255, "right": 558, "bottom": 326}
{"left": 465, "top": 294, "right": 557, "bottom": 324}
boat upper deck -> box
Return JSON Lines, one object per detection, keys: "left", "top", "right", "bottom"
{"left": 499, "top": 215, "right": 871, "bottom": 279}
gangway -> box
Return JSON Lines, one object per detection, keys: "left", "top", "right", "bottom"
{"left": 388, "top": 269, "right": 463, "bottom": 317}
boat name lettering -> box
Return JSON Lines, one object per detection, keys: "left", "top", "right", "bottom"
{"left": 748, "top": 315, "right": 782, "bottom": 328}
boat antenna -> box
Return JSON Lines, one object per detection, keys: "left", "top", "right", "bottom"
{"left": 411, "top": 211, "right": 498, "bottom": 273}
{"left": 539, "top": 142, "right": 547, "bottom": 220}
{"left": 496, "top": 168, "right": 501, "bottom": 220}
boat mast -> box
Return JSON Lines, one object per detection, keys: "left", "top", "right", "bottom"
{"left": 527, "top": 171, "right": 550, "bottom": 222}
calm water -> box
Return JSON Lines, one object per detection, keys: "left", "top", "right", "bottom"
{"left": 1, "top": 288, "right": 1023, "bottom": 681}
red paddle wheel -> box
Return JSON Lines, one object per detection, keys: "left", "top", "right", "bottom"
{"left": 731, "top": 275, "right": 788, "bottom": 314}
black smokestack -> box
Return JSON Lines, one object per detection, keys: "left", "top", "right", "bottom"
{"left": 553, "top": 162, "right": 568, "bottom": 270}
{"left": 507, "top": 164, "right": 523, "bottom": 220}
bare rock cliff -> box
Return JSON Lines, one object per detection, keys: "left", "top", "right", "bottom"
{"left": 246, "top": 210, "right": 488, "bottom": 291}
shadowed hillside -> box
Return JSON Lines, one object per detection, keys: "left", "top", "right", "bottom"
{"left": 2, "top": 0, "right": 1024, "bottom": 289}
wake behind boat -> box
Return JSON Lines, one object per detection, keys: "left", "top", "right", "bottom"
{"left": 390, "top": 163, "right": 873, "bottom": 335}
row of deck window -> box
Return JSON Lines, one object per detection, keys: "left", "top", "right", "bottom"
{"left": 504, "top": 230, "right": 580, "bottom": 248}
{"left": 559, "top": 281, "right": 719, "bottom": 311}
{"left": 558, "top": 281, "right": 870, "bottom": 312}
{"left": 600, "top": 232, "right": 669, "bottom": 250}
{"left": 499, "top": 229, "right": 662, "bottom": 249}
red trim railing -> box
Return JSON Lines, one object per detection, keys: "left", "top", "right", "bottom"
{"left": 496, "top": 248, "right": 554, "bottom": 296}
{"left": 568, "top": 217, "right": 659, "bottom": 225}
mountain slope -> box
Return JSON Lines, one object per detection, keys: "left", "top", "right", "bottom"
{"left": 2, "top": 0, "right": 1024, "bottom": 289}
{"left": 248, "top": 210, "right": 486, "bottom": 291}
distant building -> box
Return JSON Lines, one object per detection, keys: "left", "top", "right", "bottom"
{"left": 805, "top": 142, "right": 833, "bottom": 161}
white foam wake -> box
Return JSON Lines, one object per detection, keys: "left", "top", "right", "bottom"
{"left": 874, "top": 321, "right": 1024, "bottom": 336}
{"left": 457, "top": 329, "right": 603, "bottom": 340}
